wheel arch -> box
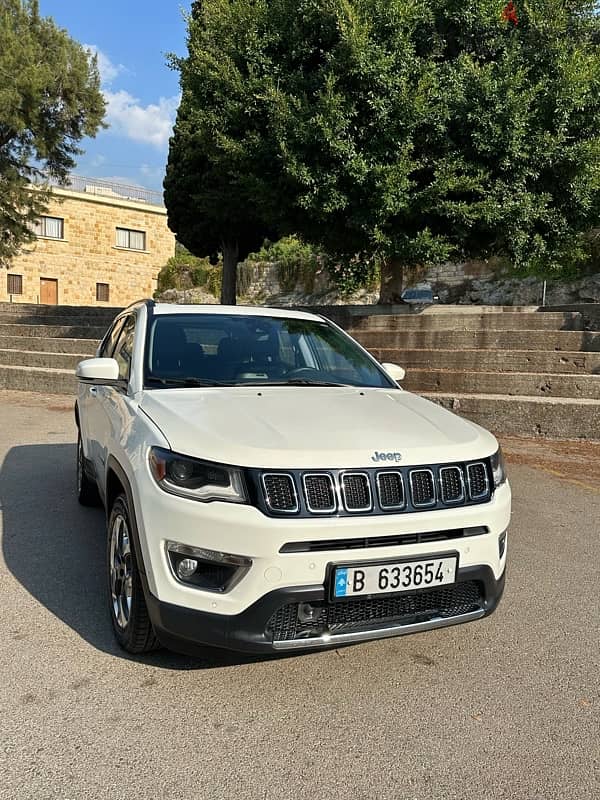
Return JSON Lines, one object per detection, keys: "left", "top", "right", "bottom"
{"left": 106, "top": 456, "right": 147, "bottom": 576}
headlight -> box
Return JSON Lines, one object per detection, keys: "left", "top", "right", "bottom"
{"left": 490, "top": 447, "right": 507, "bottom": 488}
{"left": 149, "top": 447, "right": 247, "bottom": 504}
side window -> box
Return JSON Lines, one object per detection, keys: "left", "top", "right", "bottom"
{"left": 98, "top": 318, "right": 125, "bottom": 358}
{"left": 112, "top": 315, "right": 136, "bottom": 381}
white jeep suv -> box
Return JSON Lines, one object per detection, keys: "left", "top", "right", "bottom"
{"left": 75, "top": 301, "right": 510, "bottom": 655}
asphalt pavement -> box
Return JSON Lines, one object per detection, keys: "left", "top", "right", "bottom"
{"left": 1, "top": 390, "right": 599, "bottom": 800}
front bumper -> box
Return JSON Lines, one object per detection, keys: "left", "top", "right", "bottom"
{"left": 132, "top": 469, "right": 511, "bottom": 617}
{"left": 145, "top": 563, "right": 506, "bottom": 655}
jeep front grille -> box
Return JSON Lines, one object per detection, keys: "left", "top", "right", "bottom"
{"left": 254, "top": 460, "right": 492, "bottom": 517}
{"left": 261, "top": 473, "right": 298, "bottom": 513}
{"left": 409, "top": 469, "right": 436, "bottom": 507}
{"left": 341, "top": 473, "right": 372, "bottom": 512}
{"left": 439, "top": 466, "right": 465, "bottom": 503}
{"left": 303, "top": 473, "right": 336, "bottom": 513}
{"left": 376, "top": 471, "right": 405, "bottom": 510}
{"left": 467, "top": 462, "right": 489, "bottom": 500}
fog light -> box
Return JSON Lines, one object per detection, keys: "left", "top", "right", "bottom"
{"left": 177, "top": 558, "right": 198, "bottom": 580}
{"left": 166, "top": 541, "right": 252, "bottom": 593}
{"left": 297, "top": 603, "right": 319, "bottom": 623}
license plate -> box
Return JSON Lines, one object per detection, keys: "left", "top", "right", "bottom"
{"left": 333, "top": 556, "right": 458, "bottom": 599}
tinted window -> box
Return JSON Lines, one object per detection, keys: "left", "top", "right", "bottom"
{"left": 145, "top": 314, "right": 394, "bottom": 389}
{"left": 113, "top": 315, "right": 136, "bottom": 381}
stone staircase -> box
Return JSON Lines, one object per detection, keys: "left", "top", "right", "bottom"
{"left": 0, "top": 303, "right": 117, "bottom": 394}
{"left": 1, "top": 301, "right": 599, "bottom": 440}
{"left": 347, "top": 308, "right": 600, "bottom": 440}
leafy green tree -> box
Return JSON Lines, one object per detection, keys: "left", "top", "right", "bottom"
{"left": 167, "top": 0, "right": 600, "bottom": 304}
{"left": 267, "top": 0, "right": 600, "bottom": 300}
{"left": 164, "top": 0, "right": 279, "bottom": 304}
{"left": 0, "top": 0, "right": 106, "bottom": 267}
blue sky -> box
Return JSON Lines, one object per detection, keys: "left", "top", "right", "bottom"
{"left": 39, "top": 0, "right": 191, "bottom": 191}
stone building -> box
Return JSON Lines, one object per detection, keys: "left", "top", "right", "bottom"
{"left": 2, "top": 176, "right": 175, "bottom": 306}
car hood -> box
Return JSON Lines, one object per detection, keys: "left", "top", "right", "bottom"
{"left": 140, "top": 386, "right": 497, "bottom": 469}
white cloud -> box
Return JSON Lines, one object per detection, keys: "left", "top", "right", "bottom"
{"left": 140, "top": 163, "right": 165, "bottom": 182}
{"left": 103, "top": 90, "right": 179, "bottom": 149}
{"left": 84, "top": 44, "right": 124, "bottom": 85}
{"left": 84, "top": 43, "right": 179, "bottom": 150}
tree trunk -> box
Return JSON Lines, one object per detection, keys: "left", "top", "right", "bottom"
{"left": 378, "top": 257, "right": 405, "bottom": 305}
{"left": 221, "top": 241, "right": 239, "bottom": 305}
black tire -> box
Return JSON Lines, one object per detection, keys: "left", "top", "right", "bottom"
{"left": 107, "top": 494, "right": 160, "bottom": 654}
{"left": 77, "top": 433, "right": 101, "bottom": 506}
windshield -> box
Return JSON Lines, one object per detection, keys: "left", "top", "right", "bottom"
{"left": 144, "top": 313, "right": 395, "bottom": 389}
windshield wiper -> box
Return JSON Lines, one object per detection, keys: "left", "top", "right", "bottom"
{"left": 146, "top": 376, "right": 229, "bottom": 388}
{"left": 239, "top": 379, "right": 350, "bottom": 387}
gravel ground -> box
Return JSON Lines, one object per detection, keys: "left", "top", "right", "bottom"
{"left": 1, "top": 390, "right": 599, "bottom": 800}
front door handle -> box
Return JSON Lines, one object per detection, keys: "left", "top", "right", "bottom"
{"left": 89, "top": 386, "right": 98, "bottom": 396}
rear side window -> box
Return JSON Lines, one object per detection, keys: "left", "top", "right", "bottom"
{"left": 99, "top": 318, "right": 125, "bottom": 358}
{"left": 112, "top": 315, "right": 136, "bottom": 381}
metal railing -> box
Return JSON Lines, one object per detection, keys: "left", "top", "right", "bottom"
{"left": 32, "top": 173, "right": 164, "bottom": 207}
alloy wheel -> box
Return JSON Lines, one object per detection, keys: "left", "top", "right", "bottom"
{"left": 109, "top": 513, "right": 133, "bottom": 629}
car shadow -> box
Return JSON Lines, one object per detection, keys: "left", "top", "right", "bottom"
{"left": 0, "top": 442, "right": 280, "bottom": 671}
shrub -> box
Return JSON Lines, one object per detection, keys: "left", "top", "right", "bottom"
{"left": 157, "top": 251, "right": 222, "bottom": 296}
{"left": 248, "top": 236, "right": 320, "bottom": 293}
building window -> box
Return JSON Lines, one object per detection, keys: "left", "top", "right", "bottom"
{"left": 96, "top": 282, "right": 110, "bottom": 302}
{"left": 34, "top": 216, "right": 64, "bottom": 239}
{"left": 116, "top": 227, "right": 146, "bottom": 251}
{"left": 7, "top": 274, "right": 23, "bottom": 295}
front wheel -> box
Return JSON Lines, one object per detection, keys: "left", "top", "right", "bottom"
{"left": 107, "top": 494, "right": 160, "bottom": 654}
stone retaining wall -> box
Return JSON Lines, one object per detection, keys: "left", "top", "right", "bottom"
{"left": 157, "top": 258, "right": 600, "bottom": 311}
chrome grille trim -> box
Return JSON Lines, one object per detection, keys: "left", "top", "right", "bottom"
{"left": 261, "top": 473, "right": 299, "bottom": 514}
{"left": 376, "top": 471, "right": 406, "bottom": 510}
{"left": 466, "top": 462, "right": 490, "bottom": 501}
{"left": 439, "top": 466, "right": 465, "bottom": 504}
{"left": 340, "top": 472, "right": 372, "bottom": 513}
{"left": 273, "top": 610, "right": 486, "bottom": 650}
{"left": 302, "top": 473, "right": 337, "bottom": 514}
{"left": 409, "top": 468, "right": 436, "bottom": 508}
{"left": 255, "top": 459, "right": 494, "bottom": 517}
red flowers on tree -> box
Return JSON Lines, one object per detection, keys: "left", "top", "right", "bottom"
{"left": 501, "top": 2, "right": 518, "bottom": 25}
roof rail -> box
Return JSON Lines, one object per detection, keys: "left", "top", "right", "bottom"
{"left": 121, "top": 298, "right": 155, "bottom": 312}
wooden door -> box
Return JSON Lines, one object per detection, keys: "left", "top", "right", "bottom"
{"left": 40, "top": 278, "right": 58, "bottom": 305}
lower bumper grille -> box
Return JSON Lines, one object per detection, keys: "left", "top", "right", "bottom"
{"left": 267, "top": 581, "right": 483, "bottom": 643}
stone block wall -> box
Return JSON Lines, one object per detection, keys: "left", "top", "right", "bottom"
{"left": 235, "top": 259, "right": 498, "bottom": 305}
{"left": 1, "top": 187, "right": 175, "bottom": 306}
{"left": 404, "top": 258, "right": 498, "bottom": 290}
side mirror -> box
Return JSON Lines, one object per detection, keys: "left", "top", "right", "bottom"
{"left": 76, "top": 357, "right": 120, "bottom": 384}
{"left": 381, "top": 362, "right": 406, "bottom": 383}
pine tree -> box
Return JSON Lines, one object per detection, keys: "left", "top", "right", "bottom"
{"left": 165, "top": 1, "right": 281, "bottom": 304}
{"left": 0, "top": 0, "right": 105, "bottom": 266}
